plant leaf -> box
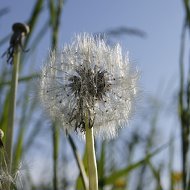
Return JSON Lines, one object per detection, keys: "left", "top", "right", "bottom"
{"left": 103, "top": 142, "right": 170, "bottom": 185}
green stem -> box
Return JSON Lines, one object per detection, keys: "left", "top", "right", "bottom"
{"left": 68, "top": 135, "right": 89, "bottom": 190}
{"left": 85, "top": 113, "right": 98, "bottom": 190}
{"left": 49, "top": 1, "right": 64, "bottom": 188}
{"left": 52, "top": 126, "right": 59, "bottom": 190}
{"left": 3, "top": 47, "right": 21, "bottom": 190}
{"left": 6, "top": 47, "right": 20, "bottom": 172}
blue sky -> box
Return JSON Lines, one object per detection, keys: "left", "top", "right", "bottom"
{"left": 0, "top": 0, "right": 184, "bottom": 93}
{"left": 0, "top": 0, "right": 185, "bottom": 188}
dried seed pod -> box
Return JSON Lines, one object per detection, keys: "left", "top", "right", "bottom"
{"left": 12, "top": 22, "right": 30, "bottom": 36}
{"left": 2, "top": 22, "right": 30, "bottom": 64}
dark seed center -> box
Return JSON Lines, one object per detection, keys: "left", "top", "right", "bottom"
{"left": 68, "top": 66, "right": 110, "bottom": 100}
{"left": 67, "top": 65, "right": 111, "bottom": 132}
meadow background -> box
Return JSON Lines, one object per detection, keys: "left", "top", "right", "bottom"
{"left": 0, "top": 0, "right": 188, "bottom": 190}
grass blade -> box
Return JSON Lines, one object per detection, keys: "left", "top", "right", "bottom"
{"left": 68, "top": 135, "right": 89, "bottom": 190}
{"left": 103, "top": 142, "right": 170, "bottom": 185}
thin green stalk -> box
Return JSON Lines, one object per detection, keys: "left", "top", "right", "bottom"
{"left": 49, "top": 1, "right": 64, "bottom": 189}
{"left": 85, "top": 113, "right": 98, "bottom": 190}
{"left": 5, "top": 46, "right": 20, "bottom": 172}
{"left": 68, "top": 135, "right": 89, "bottom": 190}
{"left": 3, "top": 46, "right": 21, "bottom": 190}
{"left": 0, "top": 73, "right": 40, "bottom": 86}
{"left": 52, "top": 126, "right": 59, "bottom": 190}
{"left": 179, "top": 20, "right": 189, "bottom": 190}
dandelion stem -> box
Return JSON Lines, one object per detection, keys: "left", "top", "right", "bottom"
{"left": 3, "top": 46, "right": 20, "bottom": 190}
{"left": 6, "top": 46, "right": 20, "bottom": 172}
{"left": 85, "top": 112, "right": 98, "bottom": 190}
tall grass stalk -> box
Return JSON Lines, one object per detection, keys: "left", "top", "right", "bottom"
{"left": 49, "top": 0, "right": 64, "bottom": 189}
{"left": 85, "top": 113, "right": 98, "bottom": 190}
{"left": 5, "top": 46, "right": 20, "bottom": 172}
{"left": 52, "top": 126, "right": 59, "bottom": 190}
{"left": 179, "top": 17, "right": 190, "bottom": 189}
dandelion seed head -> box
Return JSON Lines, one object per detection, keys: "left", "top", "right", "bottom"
{"left": 39, "top": 33, "right": 139, "bottom": 139}
{"left": 0, "top": 161, "right": 25, "bottom": 188}
{"left": 0, "top": 169, "right": 15, "bottom": 186}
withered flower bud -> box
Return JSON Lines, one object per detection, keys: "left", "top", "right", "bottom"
{"left": 0, "top": 129, "right": 4, "bottom": 148}
{"left": 2, "top": 22, "right": 30, "bottom": 65}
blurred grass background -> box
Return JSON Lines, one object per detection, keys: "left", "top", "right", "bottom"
{"left": 0, "top": 0, "right": 189, "bottom": 190}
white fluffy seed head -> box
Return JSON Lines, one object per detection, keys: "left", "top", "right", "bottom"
{"left": 39, "top": 33, "right": 139, "bottom": 139}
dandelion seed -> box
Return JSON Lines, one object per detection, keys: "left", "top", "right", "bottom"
{"left": 39, "top": 34, "right": 139, "bottom": 139}
{"left": 0, "top": 169, "right": 15, "bottom": 187}
{"left": 13, "top": 163, "right": 24, "bottom": 189}
{"left": 0, "top": 161, "right": 25, "bottom": 189}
